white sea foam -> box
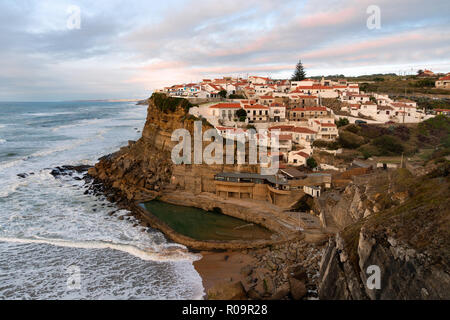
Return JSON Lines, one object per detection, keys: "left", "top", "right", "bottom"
{"left": 0, "top": 158, "right": 23, "bottom": 171}
{"left": 0, "top": 102, "right": 204, "bottom": 299}
{"left": 0, "top": 170, "right": 52, "bottom": 198}
{"left": 0, "top": 138, "right": 92, "bottom": 173}
{"left": 0, "top": 139, "right": 5, "bottom": 144}
{"left": 26, "top": 111, "right": 77, "bottom": 117}
{"left": 0, "top": 237, "right": 200, "bottom": 262}
{"left": 52, "top": 118, "right": 108, "bottom": 132}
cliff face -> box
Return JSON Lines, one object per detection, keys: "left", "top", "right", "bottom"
{"left": 318, "top": 168, "right": 450, "bottom": 299}
{"left": 315, "top": 171, "right": 394, "bottom": 230}
{"left": 88, "top": 97, "right": 176, "bottom": 200}
{"left": 88, "top": 94, "right": 259, "bottom": 200}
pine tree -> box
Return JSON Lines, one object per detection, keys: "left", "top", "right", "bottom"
{"left": 291, "top": 60, "right": 306, "bottom": 81}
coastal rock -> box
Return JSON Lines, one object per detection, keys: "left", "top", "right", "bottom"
{"left": 207, "top": 281, "right": 247, "bottom": 300}
{"left": 269, "top": 284, "right": 290, "bottom": 300}
{"left": 288, "top": 277, "right": 307, "bottom": 300}
{"left": 240, "top": 265, "right": 253, "bottom": 277}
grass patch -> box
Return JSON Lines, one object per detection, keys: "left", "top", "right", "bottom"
{"left": 150, "top": 92, "right": 195, "bottom": 113}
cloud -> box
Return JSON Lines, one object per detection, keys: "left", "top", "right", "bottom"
{"left": 0, "top": 0, "right": 449, "bottom": 100}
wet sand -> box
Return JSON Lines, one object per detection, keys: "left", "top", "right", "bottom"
{"left": 193, "top": 250, "right": 256, "bottom": 293}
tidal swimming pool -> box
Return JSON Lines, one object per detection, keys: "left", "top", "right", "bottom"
{"left": 140, "top": 201, "right": 273, "bottom": 241}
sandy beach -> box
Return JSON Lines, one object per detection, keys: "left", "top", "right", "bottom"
{"left": 193, "top": 250, "right": 255, "bottom": 293}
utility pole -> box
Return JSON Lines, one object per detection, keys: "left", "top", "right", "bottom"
{"left": 403, "top": 86, "right": 406, "bottom": 124}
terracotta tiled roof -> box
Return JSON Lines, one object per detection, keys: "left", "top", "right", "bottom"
{"left": 278, "top": 134, "right": 293, "bottom": 140}
{"left": 320, "top": 123, "right": 336, "bottom": 127}
{"left": 209, "top": 103, "right": 241, "bottom": 109}
{"left": 269, "top": 125, "right": 294, "bottom": 132}
{"left": 243, "top": 104, "right": 269, "bottom": 110}
{"left": 295, "top": 151, "right": 310, "bottom": 158}
{"left": 292, "top": 106, "right": 327, "bottom": 112}
{"left": 291, "top": 127, "right": 317, "bottom": 134}
{"left": 259, "top": 95, "right": 275, "bottom": 99}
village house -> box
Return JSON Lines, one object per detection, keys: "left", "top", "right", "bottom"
{"left": 209, "top": 103, "right": 241, "bottom": 121}
{"left": 244, "top": 104, "right": 270, "bottom": 123}
{"left": 316, "top": 122, "right": 339, "bottom": 140}
{"left": 358, "top": 101, "right": 378, "bottom": 117}
{"left": 288, "top": 106, "right": 328, "bottom": 121}
{"left": 288, "top": 151, "right": 310, "bottom": 166}
{"left": 258, "top": 95, "right": 277, "bottom": 105}
{"left": 289, "top": 95, "right": 319, "bottom": 108}
{"left": 418, "top": 69, "right": 435, "bottom": 77}
{"left": 268, "top": 103, "right": 286, "bottom": 122}
{"left": 435, "top": 75, "right": 450, "bottom": 90}
{"left": 341, "top": 93, "right": 371, "bottom": 104}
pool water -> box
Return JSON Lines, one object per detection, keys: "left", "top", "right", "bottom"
{"left": 140, "top": 201, "right": 273, "bottom": 241}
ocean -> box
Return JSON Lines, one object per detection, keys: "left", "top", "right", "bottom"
{"left": 0, "top": 101, "right": 204, "bottom": 299}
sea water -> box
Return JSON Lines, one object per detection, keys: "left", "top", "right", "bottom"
{"left": 0, "top": 101, "right": 204, "bottom": 299}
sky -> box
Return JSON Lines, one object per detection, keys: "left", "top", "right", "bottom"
{"left": 1, "top": 0, "right": 449, "bottom": 101}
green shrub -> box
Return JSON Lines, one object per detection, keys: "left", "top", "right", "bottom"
{"left": 336, "top": 117, "right": 349, "bottom": 127}
{"left": 338, "top": 131, "right": 365, "bottom": 149}
{"left": 345, "top": 124, "right": 361, "bottom": 134}
{"left": 312, "top": 139, "right": 341, "bottom": 150}
{"left": 236, "top": 108, "right": 247, "bottom": 122}
{"left": 151, "top": 92, "right": 194, "bottom": 113}
{"left": 229, "top": 94, "right": 245, "bottom": 99}
{"left": 306, "top": 157, "right": 318, "bottom": 169}
{"left": 358, "top": 144, "right": 381, "bottom": 158}
{"left": 372, "top": 135, "right": 404, "bottom": 155}
{"left": 218, "top": 90, "right": 227, "bottom": 98}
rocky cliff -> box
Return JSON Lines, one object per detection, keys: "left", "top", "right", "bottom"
{"left": 315, "top": 171, "right": 393, "bottom": 230}
{"left": 318, "top": 167, "right": 450, "bottom": 299}
{"left": 88, "top": 93, "right": 259, "bottom": 201}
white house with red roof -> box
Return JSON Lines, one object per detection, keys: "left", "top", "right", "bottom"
{"left": 346, "top": 84, "right": 360, "bottom": 94}
{"left": 291, "top": 127, "right": 318, "bottom": 145}
{"left": 341, "top": 93, "right": 371, "bottom": 104}
{"left": 359, "top": 101, "right": 378, "bottom": 117}
{"left": 208, "top": 103, "right": 241, "bottom": 121}
{"left": 258, "top": 95, "right": 277, "bottom": 105}
{"left": 316, "top": 122, "right": 338, "bottom": 140}
{"left": 290, "top": 79, "right": 317, "bottom": 89}
{"left": 290, "top": 84, "right": 338, "bottom": 98}
{"left": 244, "top": 104, "right": 270, "bottom": 122}
{"left": 248, "top": 76, "right": 272, "bottom": 85}
{"left": 215, "top": 126, "right": 248, "bottom": 140}
{"left": 389, "top": 103, "right": 426, "bottom": 123}
{"left": 289, "top": 95, "right": 319, "bottom": 107}
{"left": 435, "top": 75, "right": 450, "bottom": 90}
{"left": 288, "top": 150, "right": 311, "bottom": 166}
{"left": 203, "top": 83, "right": 224, "bottom": 98}
{"left": 268, "top": 103, "right": 286, "bottom": 122}
{"left": 288, "top": 106, "right": 329, "bottom": 121}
